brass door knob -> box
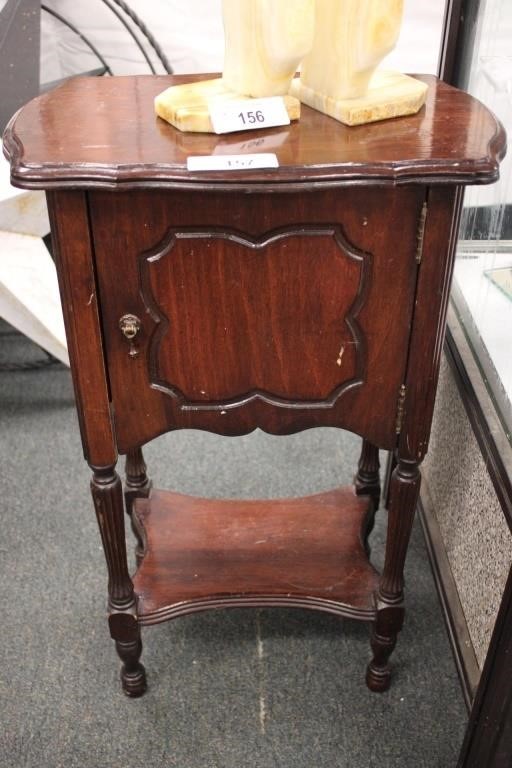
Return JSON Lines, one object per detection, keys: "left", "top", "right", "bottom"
{"left": 119, "top": 314, "right": 141, "bottom": 358}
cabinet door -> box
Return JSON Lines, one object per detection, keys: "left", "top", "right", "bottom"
{"left": 89, "top": 187, "right": 424, "bottom": 451}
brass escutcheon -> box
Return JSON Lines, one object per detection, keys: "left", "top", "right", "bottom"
{"left": 119, "top": 314, "right": 141, "bottom": 358}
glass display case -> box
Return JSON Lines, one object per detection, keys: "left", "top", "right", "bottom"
{"left": 451, "top": 0, "right": 512, "bottom": 440}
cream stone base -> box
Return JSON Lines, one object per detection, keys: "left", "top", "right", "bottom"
{"left": 155, "top": 77, "right": 300, "bottom": 133}
{"left": 290, "top": 70, "right": 428, "bottom": 127}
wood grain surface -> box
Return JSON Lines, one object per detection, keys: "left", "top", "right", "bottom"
{"left": 4, "top": 72, "right": 505, "bottom": 697}
{"left": 90, "top": 186, "right": 423, "bottom": 450}
{"left": 132, "top": 486, "right": 379, "bottom": 625}
{"left": 3, "top": 74, "right": 506, "bottom": 191}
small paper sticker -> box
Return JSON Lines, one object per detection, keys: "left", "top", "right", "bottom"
{"left": 212, "top": 130, "right": 289, "bottom": 155}
{"left": 187, "top": 153, "right": 279, "bottom": 172}
{"left": 209, "top": 97, "right": 290, "bottom": 135}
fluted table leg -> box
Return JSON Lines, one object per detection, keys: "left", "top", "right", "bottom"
{"left": 90, "top": 464, "right": 147, "bottom": 697}
{"left": 124, "top": 447, "right": 152, "bottom": 566}
{"left": 354, "top": 439, "right": 381, "bottom": 553}
{"left": 366, "top": 459, "right": 420, "bottom": 692}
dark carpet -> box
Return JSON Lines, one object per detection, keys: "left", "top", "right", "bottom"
{"left": 0, "top": 326, "right": 467, "bottom": 767}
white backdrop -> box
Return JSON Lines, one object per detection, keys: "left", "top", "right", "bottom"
{"left": 41, "top": 0, "right": 447, "bottom": 82}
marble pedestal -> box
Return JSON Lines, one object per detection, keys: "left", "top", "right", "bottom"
{"left": 291, "top": 70, "right": 428, "bottom": 127}
{"left": 155, "top": 78, "right": 300, "bottom": 133}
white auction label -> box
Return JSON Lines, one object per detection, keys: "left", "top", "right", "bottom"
{"left": 209, "top": 97, "right": 290, "bottom": 135}
{"left": 187, "top": 153, "right": 279, "bottom": 172}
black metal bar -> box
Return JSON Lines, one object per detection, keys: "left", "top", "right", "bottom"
{"left": 100, "top": 0, "right": 156, "bottom": 74}
{"left": 438, "top": 0, "right": 483, "bottom": 87}
{"left": 41, "top": 5, "right": 113, "bottom": 76}
{"left": 101, "top": 0, "right": 173, "bottom": 74}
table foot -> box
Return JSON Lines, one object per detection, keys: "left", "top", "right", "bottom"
{"left": 365, "top": 626, "right": 396, "bottom": 692}
{"left": 116, "top": 638, "right": 147, "bottom": 697}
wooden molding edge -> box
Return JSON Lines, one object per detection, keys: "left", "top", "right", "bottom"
{"left": 418, "top": 482, "right": 480, "bottom": 711}
{"left": 3, "top": 76, "right": 505, "bottom": 192}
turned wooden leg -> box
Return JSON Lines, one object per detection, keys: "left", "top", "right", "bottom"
{"left": 114, "top": 632, "right": 146, "bottom": 698}
{"left": 90, "top": 465, "right": 147, "bottom": 697}
{"left": 382, "top": 450, "right": 397, "bottom": 510}
{"left": 354, "top": 439, "right": 381, "bottom": 553}
{"left": 366, "top": 459, "right": 420, "bottom": 692}
{"left": 124, "top": 447, "right": 152, "bottom": 565}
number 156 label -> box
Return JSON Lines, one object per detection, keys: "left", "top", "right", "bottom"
{"left": 210, "top": 97, "right": 290, "bottom": 135}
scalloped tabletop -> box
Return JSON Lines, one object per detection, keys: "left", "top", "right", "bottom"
{"left": 2, "top": 74, "right": 506, "bottom": 191}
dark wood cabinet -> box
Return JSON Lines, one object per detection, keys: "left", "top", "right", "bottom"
{"left": 3, "top": 73, "right": 505, "bottom": 699}
{"left": 90, "top": 185, "right": 422, "bottom": 449}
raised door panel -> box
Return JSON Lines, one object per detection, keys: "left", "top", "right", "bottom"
{"left": 141, "top": 225, "right": 366, "bottom": 406}
{"left": 89, "top": 187, "right": 424, "bottom": 451}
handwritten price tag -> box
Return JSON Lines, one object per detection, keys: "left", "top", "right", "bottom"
{"left": 209, "top": 97, "right": 290, "bottom": 135}
{"left": 187, "top": 154, "right": 279, "bottom": 172}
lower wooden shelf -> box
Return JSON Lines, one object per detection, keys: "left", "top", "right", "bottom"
{"left": 132, "top": 486, "right": 380, "bottom": 626}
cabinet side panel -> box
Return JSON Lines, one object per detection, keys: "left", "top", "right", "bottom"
{"left": 47, "top": 190, "right": 116, "bottom": 466}
{"left": 400, "top": 185, "right": 462, "bottom": 461}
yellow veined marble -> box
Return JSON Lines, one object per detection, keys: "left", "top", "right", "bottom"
{"left": 155, "top": 78, "right": 300, "bottom": 134}
{"left": 155, "top": 0, "right": 313, "bottom": 133}
{"left": 222, "top": 0, "right": 315, "bottom": 97}
{"left": 155, "top": 0, "right": 427, "bottom": 132}
{"left": 300, "top": 0, "right": 404, "bottom": 100}
{"left": 291, "top": 69, "right": 428, "bottom": 127}
{"left": 292, "top": 0, "right": 427, "bottom": 126}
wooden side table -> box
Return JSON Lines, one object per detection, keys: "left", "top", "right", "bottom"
{"left": 3, "top": 74, "right": 505, "bottom": 697}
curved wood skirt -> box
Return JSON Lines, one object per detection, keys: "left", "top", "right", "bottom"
{"left": 132, "top": 487, "right": 379, "bottom": 626}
